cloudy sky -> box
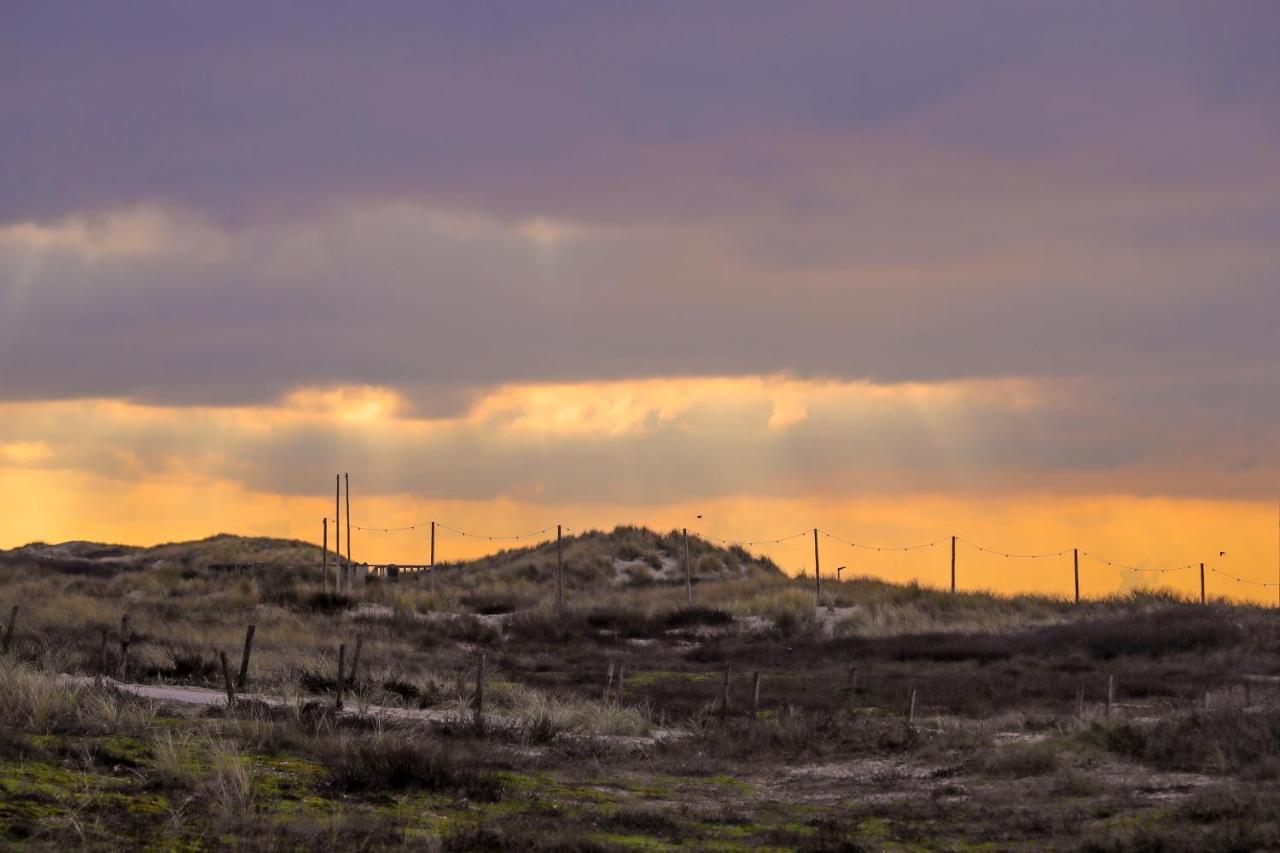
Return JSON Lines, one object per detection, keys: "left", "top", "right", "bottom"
{"left": 3, "top": 2, "right": 1278, "bottom": 599}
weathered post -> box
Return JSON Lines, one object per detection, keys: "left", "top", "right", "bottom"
{"left": 1105, "top": 674, "right": 1115, "bottom": 717}
{"left": 604, "top": 660, "right": 615, "bottom": 701}
{"left": 813, "top": 528, "right": 822, "bottom": 604}
{"left": 752, "top": 671, "right": 762, "bottom": 719}
{"left": 556, "top": 524, "right": 564, "bottom": 613}
{"left": 429, "top": 521, "right": 436, "bottom": 594}
{"left": 683, "top": 528, "right": 691, "bottom": 605}
{"left": 908, "top": 686, "right": 917, "bottom": 723}
{"left": 951, "top": 535, "right": 957, "bottom": 593}
{"left": 219, "top": 651, "right": 236, "bottom": 708}
{"left": 1200, "top": 562, "right": 1206, "bottom": 604}
{"left": 474, "top": 653, "right": 486, "bottom": 732}
{"left": 616, "top": 661, "right": 626, "bottom": 702}
{"left": 1073, "top": 548, "right": 1080, "bottom": 603}
{"left": 322, "top": 518, "right": 329, "bottom": 593}
{"left": 236, "top": 625, "right": 255, "bottom": 690}
{"left": 1076, "top": 686, "right": 1085, "bottom": 720}
{"left": 720, "top": 668, "right": 731, "bottom": 717}
{"left": 1, "top": 605, "right": 17, "bottom": 654}
{"left": 119, "top": 615, "right": 131, "bottom": 679}
{"left": 335, "top": 644, "right": 346, "bottom": 711}
{"left": 847, "top": 666, "right": 859, "bottom": 704}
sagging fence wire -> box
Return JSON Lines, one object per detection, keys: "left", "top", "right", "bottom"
{"left": 318, "top": 513, "right": 1279, "bottom": 591}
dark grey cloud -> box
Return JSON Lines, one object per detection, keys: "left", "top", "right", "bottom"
{"left": 3, "top": 1, "right": 1278, "bottom": 224}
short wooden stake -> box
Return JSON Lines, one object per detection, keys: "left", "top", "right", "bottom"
{"left": 349, "top": 636, "right": 364, "bottom": 688}
{"left": 1105, "top": 675, "right": 1114, "bottom": 718}
{"left": 236, "top": 625, "right": 255, "bottom": 690}
{"left": 604, "top": 660, "right": 615, "bottom": 701}
{"left": 429, "top": 521, "right": 436, "bottom": 594}
{"left": 908, "top": 687, "right": 917, "bottom": 723}
{"left": 847, "top": 666, "right": 859, "bottom": 702}
{"left": 616, "top": 662, "right": 626, "bottom": 702}
{"left": 1, "top": 605, "right": 18, "bottom": 654}
{"left": 720, "top": 668, "right": 731, "bottom": 716}
{"left": 1076, "top": 686, "right": 1085, "bottom": 720}
{"left": 474, "top": 653, "right": 486, "bottom": 732}
{"left": 219, "top": 651, "right": 236, "bottom": 708}
{"left": 1200, "top": 562, "right": 1206, "bottom": 604}
{"left": 752, "top": 671, "right": 762, "bottom": 719}
{"left": 335, "top": 644, "right": 346, "bottom": 711}
{"left": 119, "top": 615, "right": 131, "bottom": 679}
{"left": 1203, "top": 690, "right": 1211, "bottom": 711}
{"left": 1073, "top": 548, "right": 1080, "bottom": 604}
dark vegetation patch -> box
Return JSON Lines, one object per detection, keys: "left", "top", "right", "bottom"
{"left": 317, "top": 734, "right": 504, "bottom": 801}
{"left": 1095, "top": 710, "right": 1280, "bottom": 774}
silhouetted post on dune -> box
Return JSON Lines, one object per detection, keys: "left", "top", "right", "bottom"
{"left": 429, "top": 521, "right": 436, "bottom": 594}
{"left": 335, "top": 475, "right": 342, "bottom": 594}
{"left": 950, "top": 535, "right": 957, "bottom": 593}
{"left": 683, "top": 528, "right": 691, "bottom": 605}
{"left": 322, "top": 518, "right": 329, "bottom": 593}
{"left": 813, "top": 528, "right": 821, "bottom": 605}
{"left": 1201, "top": 563, "right": 1206, "bottom": 604}
{"left": 1074, "top": 548, "right": 1080, "bottom": 603}
{"left": 557, "top": 524, "right": 564, "bottom": 613}
{"left": 345, "top": 473, "right": 351, "bottom": 593}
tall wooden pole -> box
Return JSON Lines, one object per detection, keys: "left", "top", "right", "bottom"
{"left": 950, "top": 535, "right": 956, "bottom": 593}
{"left": 1073, "top": 548, "right": 1079, "bottom": 603}
{"left": 683, "top": 528, "right": 691, "bottom": 606}
{"left": 813, "top": 528, "right": 821, "bottom": 604}
{"left": 322, "top": 517, "right": 329, "bottom": 593}
{"left": 344, "top": 472, "right": 351, "bottom": 593}
{"left": 1200, "top": 562, "right": 1206, "bottom": 604}
{"left": 556, "top": 524, "right": 564, "bottom": 613}
{"left": 335, "top": 475, "right": 341, "bottom": 594}
{"left": 430, "top": 521, "right": 436, "bottom": 594}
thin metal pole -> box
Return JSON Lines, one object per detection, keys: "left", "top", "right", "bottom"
{"left": 344, "top": 473, "right": 351, "bottom": 593}
{"left": 335, "top": 475, "right": 341, "bottom": 594}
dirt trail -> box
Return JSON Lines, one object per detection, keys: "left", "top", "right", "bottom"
{"left": 62, "top": 674, "right": 686, "bottom": 746}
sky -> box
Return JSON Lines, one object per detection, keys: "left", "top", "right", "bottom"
{"left": 2, "top": 2, "right": 1279, "bottom": 601}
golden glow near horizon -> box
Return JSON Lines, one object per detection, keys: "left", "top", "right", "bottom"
{"left": 1, "top": 378, "right": 1277, "bottom": 605}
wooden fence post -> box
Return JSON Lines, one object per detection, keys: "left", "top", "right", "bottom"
{"left": 322, "top": 517, "right": 329, "bottom": 593}
{"left": 236, "top": 625, "right": 255, "bottom": 691}
{"left": 908, "top": 687, "right": 917, "bottom": 723}
{"left": 219, "top": 651, "right": 236, "bottom": 708}
{"left": 720, "top": 668, "right": 731, "bottom": 716}
{"left": 556, "top": 524, "right": 564, "bottom": 613}
{"left": 683, "top": 528, "right": 692, "bottom": 606}
{"left": 1076, "top": 686, "right": 1085, "bottom": 720}
{"left": 1105, "top": 675, "right": 1114, "bottom": 718}
{"left": 118, "top": 615, "right": 131, "bottom": 679}
{"left": 847, "top": 666, "right": 859, "bottom": 703}
{"left": 616, "top": 662, "right": 626, "bottom": 703}
{"left": 951, "top": 535, "right": 957, "bottom": 593}
{"left": 1, "top": 605, "right": 18, "bottom": 654}
{"left": 429, "top": 521, "right": 436, "bottom": 594}
{"left": 335, "top": 644, "right": 346, "bottom": 711}
{"left": 813, "top": 528, "right": 822, "bottom": 605}
{"left": 474, "top": 653, "right": 486, "bottom": 732}
{"left": 604, "top": 660, "right": 615, "bottom": 701}
{"left": 1200, "top": 563, "right": 1206, "bottom": 604}
{"left": 1073, "top": 548, "right": 1079, "bottom": 604}
{"left": 752, "top": 671, "right": 761, "bottom": 719}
